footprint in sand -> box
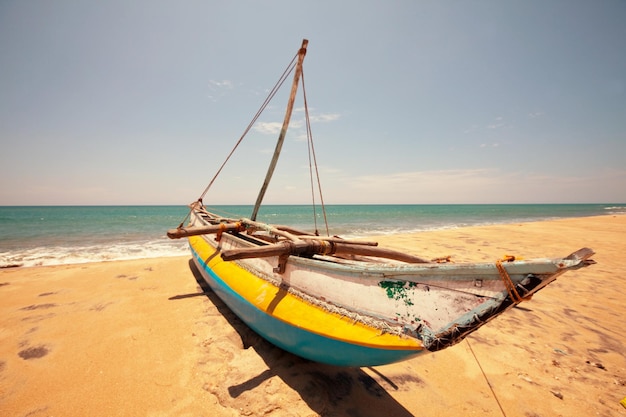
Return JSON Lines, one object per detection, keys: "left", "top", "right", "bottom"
{"left": 18, "top": 345, "right": 50, "bottom": 360}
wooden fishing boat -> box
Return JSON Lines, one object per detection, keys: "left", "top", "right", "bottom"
{"left": 168, "top": 40, "right": 595, "bottom": 367}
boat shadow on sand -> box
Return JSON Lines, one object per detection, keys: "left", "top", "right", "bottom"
{"left": 173, "top": 259, "right": 415, "bottom": 417}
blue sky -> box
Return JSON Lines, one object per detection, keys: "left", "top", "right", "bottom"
{"left": 1, "top": 1, "right": 624, "bottom": 205}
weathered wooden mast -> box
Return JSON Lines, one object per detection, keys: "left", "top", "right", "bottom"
{"left": 251, "top": 39, "right": 308, "bottom": 221}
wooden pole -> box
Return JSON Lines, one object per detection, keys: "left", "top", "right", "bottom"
{"left": 166, "top": 223, "right": 244, "bottom": 239}
{"left": 251, "top": 39, "right": 308, "bottom": 221}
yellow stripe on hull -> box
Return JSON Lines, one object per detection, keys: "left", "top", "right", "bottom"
{"left": 190, "top": 236, "right": 423, "bottom": 352}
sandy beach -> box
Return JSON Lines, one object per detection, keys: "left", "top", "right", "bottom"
{"left": 1, "top": 214, "right": 625, "bottom": 417}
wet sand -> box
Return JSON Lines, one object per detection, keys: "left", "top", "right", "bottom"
{"left": 1, "top": 215, "right": 625, "bottom": 416}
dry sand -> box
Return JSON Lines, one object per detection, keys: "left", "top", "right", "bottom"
{"left": 1, "top": 215, "right": 625, "bottom": 417}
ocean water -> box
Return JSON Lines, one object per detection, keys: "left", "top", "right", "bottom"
{"left": 0, "top": 204, "right": 623, "bottom": 268}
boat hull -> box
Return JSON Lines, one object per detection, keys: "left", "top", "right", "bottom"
{"left": 183, "top": 211, "right": 594, "bottom": 367}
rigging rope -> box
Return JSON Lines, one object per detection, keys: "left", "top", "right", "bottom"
{"left": 467, "top": 339, "right": 509, "bottom": 417}
{"left": 198, "top": 52, "right": 300, "bottom": 202}
{"left": 190, "top": 43, "right": 328, "bottom": 238}
{"left": 301, "top": 70, "right": 330, "bottom": 237}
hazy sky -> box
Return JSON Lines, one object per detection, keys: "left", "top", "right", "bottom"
{"left": 1, "top": 1, "right": 625, "bottom": 205}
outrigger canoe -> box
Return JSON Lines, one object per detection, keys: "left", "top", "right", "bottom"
{"left": 168, "top": 40, "right": 595, "bottom": 367}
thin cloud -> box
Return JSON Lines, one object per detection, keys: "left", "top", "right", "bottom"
{"left": 463, "top": 125, "right": 480, "bottom": 134}
{"left": 254, "top": 119, "right": 304, "bottom": 135}
{"left": 318, "top": 168, "right": 626, "bottom": 204}
{"left": 325, "top": 169, "right": 499, "bottom": 203}
{"left": 293, "top": 107, "right": 341, "bottom": 123}
{"left": 207, "top": 79, "right": 235, "bottom": 101}
{"left": 310, "top": 113, "right": 340, "bottom": 123}
{"left": 465, "top": 116, "right": 506, "bottom": 133}
{"left": 254, "top": 122, "right": 283, "bottom": 135}
{"left": 253, "top": 108, "right": 340, "bottom": 136}
{"left": 208, "top": 79, "right": 234, "bottom": 89}
{"left": 343, "top": 169, "right": 499, "bottom": 191}
{"left": 487, "top": 117, "right": 505, "bottom": 129}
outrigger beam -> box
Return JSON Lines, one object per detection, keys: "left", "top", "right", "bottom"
{"left": 166, "top": 223, "right": 245, "bottom": 239}
{"left": 221, "top": 240, "right": 430, "bottom": 265}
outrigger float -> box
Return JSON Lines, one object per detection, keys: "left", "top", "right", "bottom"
{"left": 168, "top": 40, "right": 595, "bottom": 367}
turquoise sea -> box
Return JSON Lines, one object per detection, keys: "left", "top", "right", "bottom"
{"left": 0, "top": 204, "right": 623, "bottom": 268}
